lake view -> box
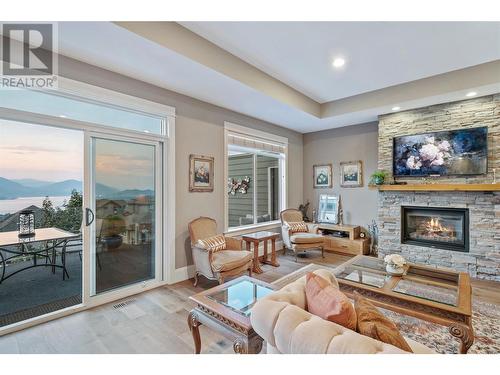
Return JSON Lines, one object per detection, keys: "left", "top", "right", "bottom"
{"left": 0, "top": 196, "right": 69, "bottom": 215}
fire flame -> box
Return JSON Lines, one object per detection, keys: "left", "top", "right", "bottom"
{"left": 425, "top": 217, "right": 451, "bottom": 234}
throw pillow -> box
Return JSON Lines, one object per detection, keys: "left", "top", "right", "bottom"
{"left": 196, "top": 234, "right": 226, "bottom": 252}
{"left": 305, "top": 272, "right": 357, "bottom": 330}
{"left": 354, "top": 292, "right": 413, "bottom": 352}
{"left": 286, "top": 221, "right": 309, "bottom": 233}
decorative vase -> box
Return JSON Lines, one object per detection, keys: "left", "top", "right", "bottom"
{"left": 374, "top": 176, "right": 384, "bottom": 185}
{"left": 103, "top": 235, "right": 123, "bottom": 250}
{"left": 386, "top": 263, "right": 405, "bottom": 275}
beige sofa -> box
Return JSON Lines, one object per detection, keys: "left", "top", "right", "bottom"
{"left": 250, "top": 268, "right": 435, "bottom": 354}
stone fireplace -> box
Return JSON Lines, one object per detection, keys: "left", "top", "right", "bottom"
{"left": 401, "top": 206, "right": 469, "bottom": 253}
{"left": 377, "top": 94, "right": 500, "bottom": 281}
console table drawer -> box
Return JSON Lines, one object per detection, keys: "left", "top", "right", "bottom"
{"left": 325, "top": 237, "right": 369, "bottom": 255}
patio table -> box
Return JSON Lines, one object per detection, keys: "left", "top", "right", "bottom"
{"left": 0, "top": 227, "right": 80, "bottom": 284}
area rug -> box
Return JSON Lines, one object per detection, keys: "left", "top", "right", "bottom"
{"left": 272, "top": 263, "right": 500, "bottom": 354}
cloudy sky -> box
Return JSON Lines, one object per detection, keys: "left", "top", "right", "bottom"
{"left": 1, "top": 121, "right": 154, "bottom": 190}
{"left": 0, "top": 120, "right": 83, "bottom": 181}
{"left": 95, "top": 138, "right": 154, "bottom": 191}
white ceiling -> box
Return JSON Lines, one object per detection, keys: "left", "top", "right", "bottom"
{"left": 54, "top": 22, "right": 500, "bottom": 133}
{"left": 56, "top": 22, "right": 321, "bottom": 131}
{"left": 181, "top": 22, "right": 500, "bottom": 103}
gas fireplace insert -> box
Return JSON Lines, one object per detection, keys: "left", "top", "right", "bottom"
{"left": 401, "top": 206, "right": 469, "bottom": 252}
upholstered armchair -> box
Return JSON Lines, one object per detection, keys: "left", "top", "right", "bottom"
{"left": 188, "top": 217, "right": 253, "bottom": 286}
{"left": 250, "top": 268, "right": 435, "bottom": 354}
{"left": 280, "top": 209, "right": 324, "bottom": 261}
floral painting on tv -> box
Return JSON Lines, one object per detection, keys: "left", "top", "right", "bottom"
{"left": 393, "top": 127, "right": 488, "bottom": 176}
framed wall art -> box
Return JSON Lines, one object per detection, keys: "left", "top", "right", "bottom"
{"left": 313, "top": 164, "right": 333, "bottom": 189}
{"left": 340, "top": 160, "right": 363, "bottom": 187}
{"left": 189, "top": 154, "right": 214, "bottom": 192}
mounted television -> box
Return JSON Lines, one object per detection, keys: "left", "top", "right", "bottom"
{"left": 393, "top": 127, "right": 488, "bottom": 177}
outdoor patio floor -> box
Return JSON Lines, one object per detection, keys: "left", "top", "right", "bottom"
{"left": 0, "top": 251, "right": 82, "bottom": 327}
{"left": 0, "top": 243, "right": 153, "bottom": 327}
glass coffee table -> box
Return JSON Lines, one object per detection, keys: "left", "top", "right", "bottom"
{"left": 188, "top": 276, "right": 277, "bottom": 354}
{"left": 334, "top": 255, "right": 473, "bottom": 353}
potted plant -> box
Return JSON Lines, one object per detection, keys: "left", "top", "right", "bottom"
{"left": 101, "top": 214, "right": 126, "bottom": 250}
{"left": 370, "top": 170, "right": 388, "bottom": 185}
{"left": 384, "top": 254, "right": 407, "bottom": 275}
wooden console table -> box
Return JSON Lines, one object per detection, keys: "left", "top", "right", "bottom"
{"left": 241, "top": 231, "right": 280, "bottom": 274}
{"left": 317, "top": 223, "right": 370, "bottom": 256}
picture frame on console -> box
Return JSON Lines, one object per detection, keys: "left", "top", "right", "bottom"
{"left": 340, "top": 160, "right": 363, "bottom": 187}
{"left": 313, "top": 163, "right": 333, "bottom": 188}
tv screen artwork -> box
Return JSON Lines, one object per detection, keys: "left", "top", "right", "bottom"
{"left": 393, "top": 127, "right": 488, "bottom": 177}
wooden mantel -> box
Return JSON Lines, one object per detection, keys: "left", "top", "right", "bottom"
{"left": 370, "top": 183, "right": 500, "bottom": 192}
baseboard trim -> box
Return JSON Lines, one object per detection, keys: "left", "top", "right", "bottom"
{"left": 172, "top": 240, "right": 284, "bottom": 284}
{"left": 172, "top": 265, "right": 196, "bottom": 284}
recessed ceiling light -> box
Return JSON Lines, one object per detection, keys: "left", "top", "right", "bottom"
{"left": 466, "top": 91, "right": 477, "bottom": 97}
{"left": 392, "top": 106, "right": 401, "bottom": 111}
{"left": 332, "top": 57, "right": 345, "bottom": 68}
{"left": 59, "top": 114, "right": 67, "bottom": 118}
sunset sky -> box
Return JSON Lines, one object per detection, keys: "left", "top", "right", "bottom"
{"left": 1, "top": 121, "right": 154, "bottom": 190}
{"left": 0, "top": 120, "right": 83, "bottom": 181}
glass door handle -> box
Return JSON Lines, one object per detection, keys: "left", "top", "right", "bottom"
{"left": 85, "top": 208, "right": 95, "bottom": 226}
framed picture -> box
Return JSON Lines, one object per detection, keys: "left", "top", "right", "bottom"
{"left": 393, "top": 126, "right": 487, "bottom": 177}
{"left": 340, "top": 160, "right": 363, "bottom": 187}
{"left": 189, "top": 154, "right": 214, "bottom": 192}
{"left": 313, "top": 164, "right": 332, "bottom": 189}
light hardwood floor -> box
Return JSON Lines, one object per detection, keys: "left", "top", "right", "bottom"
{"left": 0, "top": 250, "right": 498, "bottom": 354}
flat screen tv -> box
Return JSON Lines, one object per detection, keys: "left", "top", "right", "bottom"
{"left": 393, "top": 127, "right": 488, "bottom": 177}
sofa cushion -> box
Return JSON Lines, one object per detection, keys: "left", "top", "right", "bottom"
{"left": 196, "top": 234, "right": 226, "bottom": 252}
{"left": 305, "top": 273, "right": 357, "bottom": 330}
{"left": 354, "top": 292, "right": 413, "bottom": 353}
{"left": 290, "top": 233, "right": 324, "bottom": 244}
{"left": 211, "top": 250, "right": 252, "bottom": 272}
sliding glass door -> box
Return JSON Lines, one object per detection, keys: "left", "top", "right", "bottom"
{"left": 89, "top": 136, "right": 161, "bottom": 295}
{"left": 0, "top": 119, "right": 83, "bottom": 328}
{"left": 0, "top": 83, "right": 173, "bottom": 334}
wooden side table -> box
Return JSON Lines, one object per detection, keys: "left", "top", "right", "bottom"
{"left": 241, "top": 231, "right": 280, "bottom": 274}
{"left": 188, "top": 275, "right": 277, "bottom": 354}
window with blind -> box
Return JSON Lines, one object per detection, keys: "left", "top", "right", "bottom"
{"left": 225, "top": 123, "right": 287, "bottom": 231}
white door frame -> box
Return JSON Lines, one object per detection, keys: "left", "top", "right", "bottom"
{"left": 86, "top": 132, "right": 163, "bottom": 301}
{"left": 0, "top": 93, "right": 176, "bottom": 336}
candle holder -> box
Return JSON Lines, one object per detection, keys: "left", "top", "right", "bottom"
{"left": 18, "top": 209, "right": 35, "bottom": 238}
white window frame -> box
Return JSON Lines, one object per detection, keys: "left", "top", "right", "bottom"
{"left": 0, "top": 78, "right": 177, "bottom": 336}
{"left": 224, "top": 122, "right": 288, "bottom": 234}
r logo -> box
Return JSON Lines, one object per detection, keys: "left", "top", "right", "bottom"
{"left": 2, "top": 23, "right": 53, "bottom": 76}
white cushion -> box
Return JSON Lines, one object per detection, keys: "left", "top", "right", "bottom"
{"left": 290, "top": 233, "right": 324, "bottom": 244}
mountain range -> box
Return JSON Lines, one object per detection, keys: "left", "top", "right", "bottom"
{"left": 0, "top": 177, "right": 84, "bottom": 200}
{"left": 0, "top": 177, "right": 153, "bottom": 200}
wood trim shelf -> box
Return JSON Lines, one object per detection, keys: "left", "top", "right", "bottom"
{"left": 369, "top": 183, "right": 500, "bottom": 192}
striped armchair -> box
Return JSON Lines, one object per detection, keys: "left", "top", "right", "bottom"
{"left": 188, "top": 217, "right": 253, "bottom": 285}
{"left": 280, "top": 209, "right": 324, "bottom": 261}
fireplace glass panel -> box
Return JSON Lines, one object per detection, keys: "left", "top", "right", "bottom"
{"left": 402, "top": 207, "right": 468, "bottom": 252}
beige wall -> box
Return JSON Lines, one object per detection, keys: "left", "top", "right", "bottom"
{"left": 303, "top": 122, "right": 378, "bottom": 230}
{"left": 58, "top": 56, "right": 303, "bottom": 270}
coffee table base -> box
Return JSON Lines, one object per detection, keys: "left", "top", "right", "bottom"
{"left": 340, "top": 283, "right": 475, "bottom": 354}
{"left": 449, "top": 322, "right": 475, "bottom": 354}
{"left": 187, "top": 309, "right": 263, "bottom": 354}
